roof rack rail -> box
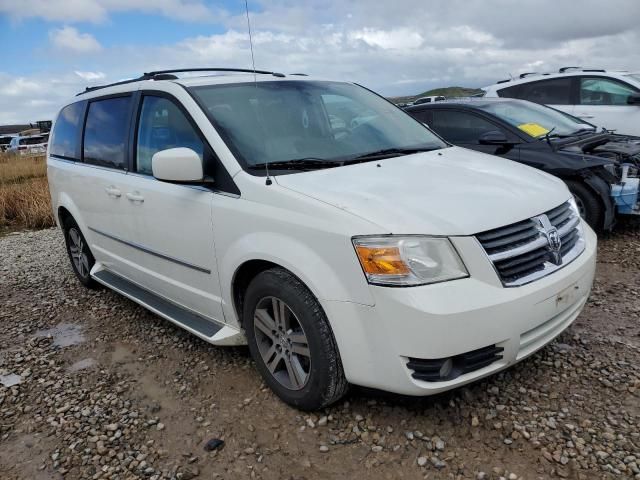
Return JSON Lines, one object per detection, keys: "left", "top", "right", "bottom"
{"left": 559, "top": 66, "right": 582, "bottom": 73}
{"left": 76, "top": 68, "right": 287, "bottom": 96}
{"left": 143, "top": 68, "right": 285, "bottom": 77}
{"left": 519, "top": 72, "right": 538, "bottom": 79}
{"left": 496, "top": 79, "right": 511, "bottom": 84}
{"left": 559, "top": 66, "right": 607, "bottom": 74}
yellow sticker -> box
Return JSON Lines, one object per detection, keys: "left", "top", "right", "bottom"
{"left": 518, "top": 123, "right": 550, "bottom": 137}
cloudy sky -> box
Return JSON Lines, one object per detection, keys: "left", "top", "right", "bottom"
{"left": 1, "top": 0, "right": 639, "bottom": 123}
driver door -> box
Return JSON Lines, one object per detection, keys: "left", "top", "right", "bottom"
{"left": 123, "top": 93, "right": 224, "bottom": 322}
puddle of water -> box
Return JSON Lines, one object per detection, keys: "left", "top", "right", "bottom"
{"left": 0, "top": 373, "right": 22, "bottom": 387}
{"left": 68, "top": 358, "right": 96, "bottom": 373}
{"left": 35, "top": 323, "right": 85, "bottom": 348}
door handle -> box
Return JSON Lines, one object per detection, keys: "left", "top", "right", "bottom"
{"left": 126, "top": 192, "right": 145, "bottom": 203}
{"left": 105, "top": 186, "right": 121, "bottom": 198}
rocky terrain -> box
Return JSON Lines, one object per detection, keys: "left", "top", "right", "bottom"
{"left": 1, "top": 223, "right": 639, "bottom": 480}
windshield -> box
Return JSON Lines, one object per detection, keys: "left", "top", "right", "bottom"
{"left": 189, "top": 81, "right": 446, "bottom": 169}
{"left": 476, "top": 100, "right": 595, "bottom": 138}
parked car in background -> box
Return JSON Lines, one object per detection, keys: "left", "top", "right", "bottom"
{"left": 0, "top": 134, "right": 15, "bottom": 152}
{"left": 482, "top": 67, "right": 640, "bottom": 136}
{"left": 8, "top": 134, "right": 48, "bottom": 155}
{"left": 406, "top": 97, "right": 640, "bottom": 230}
{"left": 48, "top": 68, "right": 596, "bottom": 410}
{"left": 412, "top": 95, "right": 446, "bottom": 105}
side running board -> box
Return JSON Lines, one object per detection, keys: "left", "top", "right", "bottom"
{"left": 93, "top": 270, "right": 223, "bottom": 337}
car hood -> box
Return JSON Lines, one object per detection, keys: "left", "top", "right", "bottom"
{"left": 275, "top": 146, "right": 569, "bottom": 236}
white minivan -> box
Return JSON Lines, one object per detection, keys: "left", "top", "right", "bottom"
{"left": 48, "top": 69, "right": 597, "bottom": 410}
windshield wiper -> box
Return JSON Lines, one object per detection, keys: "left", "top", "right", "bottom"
{"left": 248, "top": 158, "right": 340, "bottom": 170}
{"left": 569, "top": 128, "right": 597, "bottom": 136}
{"left": 349, "top": 146, "right": 441, "bottom": 161}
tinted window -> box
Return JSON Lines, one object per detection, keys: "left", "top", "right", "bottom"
{"left": 83, "top": 96, "right": 131, "bottom": 169}
{"left": 430, "top": 110, "right": 499, "bottom": 143}
{"left": 136, "top": 96, "right": 204, "bottom": 175}
{"left": 50, "top": 102, "right": 84, "bottom": 159}
{"left": 408, "top": 110, "right": 432, "bottom": 125}
{"left": 580, "top": 77, "right": 638, "bottom": 105}
{"left": 499, "top": 78, "right": 572, "bottom": 105}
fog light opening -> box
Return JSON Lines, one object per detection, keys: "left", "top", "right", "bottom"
{"left": 439, "top": 358, "right": 453, "bottom": 379}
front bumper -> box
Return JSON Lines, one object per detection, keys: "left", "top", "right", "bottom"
{"left": 323, "top": 224, "right": 597, "bottom": 396}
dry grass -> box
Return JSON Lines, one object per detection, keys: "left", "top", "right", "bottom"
{"left": 0, "top": 153, "right": 55, "bottom": 229}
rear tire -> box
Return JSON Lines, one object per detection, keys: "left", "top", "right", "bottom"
{"left": 243, "top": 268, "right": 348, "bottom": 410}
{"left": 62, "top": 217, "right": 99, "bottom": 289}
{"left": 564, "top": 180, "right": 604, "bottom": 231}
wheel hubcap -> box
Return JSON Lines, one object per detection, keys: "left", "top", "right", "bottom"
{"left": 253, "top": 297, "right": 311, "bottom": 391}
{"left": 69, "top": 228, "right": 89, "bottom": 278}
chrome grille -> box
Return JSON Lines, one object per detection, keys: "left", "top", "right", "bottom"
{"left": 476, "top": 202, "right": 585, "bottom": 287}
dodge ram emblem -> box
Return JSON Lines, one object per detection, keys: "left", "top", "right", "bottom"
{"left": 536, "top": 215, "right": 563, "bottom": 266}
{"left": 546, "top": 227, "right": 562, "bottom": 265}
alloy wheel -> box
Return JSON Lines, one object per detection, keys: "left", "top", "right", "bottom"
{"left": 68, "top": 228, "right": 90, "bottom": 278}
{"left": 253, "top": 296, "right": 311, "bottom": 390}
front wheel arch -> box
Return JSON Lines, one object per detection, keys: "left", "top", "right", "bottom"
{"left": 563, "top": 178, "right": 606, "bottom": 231}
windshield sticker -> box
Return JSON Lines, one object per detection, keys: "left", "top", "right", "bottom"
{"left": 518, "top": 123, "right": 550, "bottom": 137}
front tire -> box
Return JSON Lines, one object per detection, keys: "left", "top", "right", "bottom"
{"left": 565, "top": 180, "right": 604, "bottom": 231}
{"left": 63, "top": 217, "right": 99, "bottom": 289}
{"left": 243, "top": 268, "right": 348, "bottom": 410}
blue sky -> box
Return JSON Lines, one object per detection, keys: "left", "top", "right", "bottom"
{"left": 1, "top": 0, "right": 639, "bottom": 123}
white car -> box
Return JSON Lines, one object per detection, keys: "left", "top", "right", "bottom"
{"left": 412, "top": 95, "right": 446, "bottom": 105}
{"left": 482, "top": 68, "right": 640, "bottom": 136}
{"left": 47, "top": 68, "right": 596, "bottom": 410}
{"left": 8, "top": 134, "right": 48, "bottom": 155}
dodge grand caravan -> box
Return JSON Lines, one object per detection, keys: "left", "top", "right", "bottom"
{"left": 47, "top": 68, "right": 597, "bottom": 410}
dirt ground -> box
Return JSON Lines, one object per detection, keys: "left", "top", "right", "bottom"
{"left": 0, "top": 221, "right": 638, "bottom": 480}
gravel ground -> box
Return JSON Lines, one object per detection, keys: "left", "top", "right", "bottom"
{"left": 0, "top": 222, "right": 639, "bottom": 480}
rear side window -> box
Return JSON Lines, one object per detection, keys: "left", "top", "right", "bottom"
{"left": 430, "top": 110, "right": 498, "bottom": 143}
{"left": 136, "top": 96, "right": 204, "bottom": 175}
{"left": 579, "top": 77, "right": 638, "bottom": 105}
{"left": 498, "top": 78, "right": 572, "bottom": 105}
{"left": 83, "top": 96, "right": 132, "bottom": 169}
{"left": 21, "top": 136, "right": 45, "bottom": 145}
{"left": 50, "top": 102, "right": 84, "bottom": 159}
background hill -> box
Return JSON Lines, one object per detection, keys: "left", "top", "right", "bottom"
{"left": 389, "top": 86, "right": 484, "bottom": 104}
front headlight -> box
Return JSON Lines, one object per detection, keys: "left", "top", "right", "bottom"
{"left": 352, "top": 235, "right": 468, "bottom": 286}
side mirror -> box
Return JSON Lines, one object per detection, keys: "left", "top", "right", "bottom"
{"left": 627, "top": 93, "right": 640, "bottom": 105}
{"left": 152, "top": 148, "right": 204, "bottom": 183}
{"left": 478, "top": 130, "right": 510, "bottom": 145}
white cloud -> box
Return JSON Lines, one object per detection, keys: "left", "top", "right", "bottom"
{"left": 350, "top": 28, "right": 424, "bottom": 50}
{"left": 74, "top": 71, "right": 106, "bottom": 81}
{"left": 2, "top": 0, "right": 640, "bottom": 123}
{"left": 0, "top": 78, "right": 41, "bottom": 97}
{"left": 0, "top": 0, "right": 222, "bottom": 23}
{"left": 50, "top": 27, "right": 102, "bottom": 54}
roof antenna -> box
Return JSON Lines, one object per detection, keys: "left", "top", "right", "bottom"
{"left": 244, "top": 0, "right": 271, "bottom": 185}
